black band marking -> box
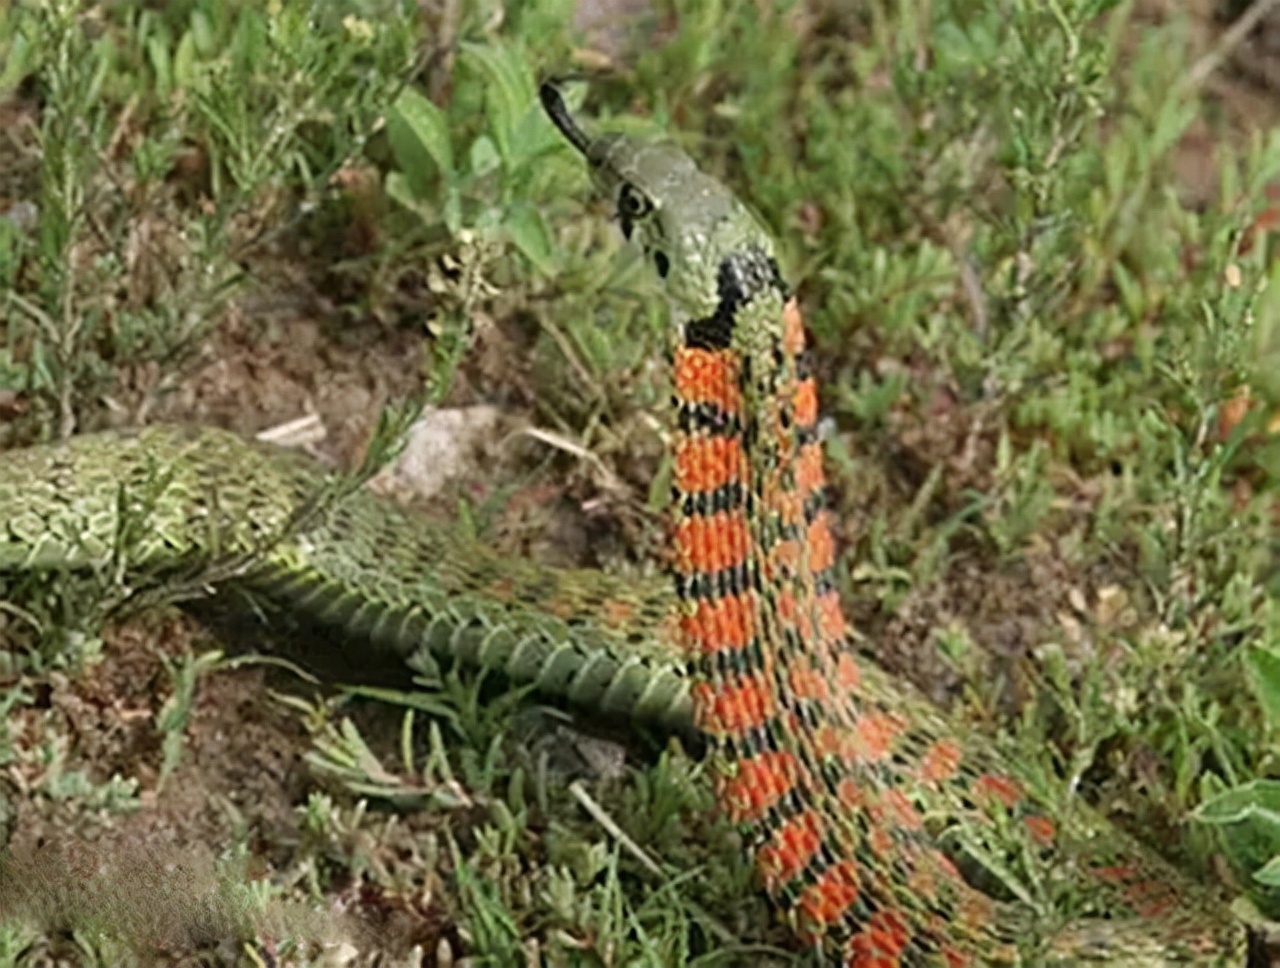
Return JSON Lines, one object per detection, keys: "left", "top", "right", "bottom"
{"left": 683, "top": 247, "right": 787, "bottom": 350}
{"left": 675, "top": 560, "right": 760, "bottom": 602}
{"left": 679, "top": 482, "right": 747, "bottom": 519}
{"left": 677, "top": 401, "right": 742, "bottom": 436}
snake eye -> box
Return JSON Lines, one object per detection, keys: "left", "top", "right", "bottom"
{"left": 618, "top": 184, "right": 653, "bottom": 221}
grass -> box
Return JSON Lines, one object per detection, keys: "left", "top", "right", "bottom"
{"left": 3, "top": 0, "right": 1280, "bottom": 964}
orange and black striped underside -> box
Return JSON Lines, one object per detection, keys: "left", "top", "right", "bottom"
{"left": 665, "top": 246, "right": 1075, "bottom": 966}
{"left": 667, "top": 247, "right": 963, "bottom": 966}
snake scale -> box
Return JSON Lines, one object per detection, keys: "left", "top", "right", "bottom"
{"left": 0, "top": 86, "right": 1252, "bottom": 966}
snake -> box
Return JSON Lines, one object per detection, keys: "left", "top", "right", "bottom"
{"left": 0, "top": 85, "right": 1252, "bottom": 966}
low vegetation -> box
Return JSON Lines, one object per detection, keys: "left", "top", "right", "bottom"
{"left": 3, "top": 0, "right": 1280, "bottom": 965}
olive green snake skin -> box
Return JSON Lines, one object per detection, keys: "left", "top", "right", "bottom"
{"left": 0, "top": 96, "right": 1254, "bottom": 965}
{"left": 0, "top": 424, "right": 693, "bottom": 739}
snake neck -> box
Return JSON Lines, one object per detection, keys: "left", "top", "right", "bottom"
{"left": 668, "top": 248, "right": 882, "bottom": 944}
{"left": 671, "top": 260, "right": 853, "bottom": 749}
{"left": 668, "top": 253, "right": 1014, "bottom": 965}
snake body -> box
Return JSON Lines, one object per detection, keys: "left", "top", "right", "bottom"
{"left": 0, "top": 423, "right": 694, "bottom": 739}
{"left": 0, "top": 89, "right": 1251, "bottom": 965}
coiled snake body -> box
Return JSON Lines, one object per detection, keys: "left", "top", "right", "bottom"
{"left": 0, "top": 87, "right": 1249, "bottom": 966}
